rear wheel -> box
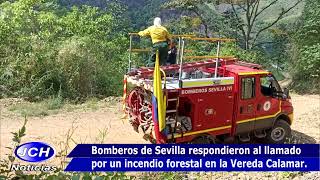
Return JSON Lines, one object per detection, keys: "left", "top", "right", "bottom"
{"left": 266, "top": 120, "right": 291, "bottom": 144}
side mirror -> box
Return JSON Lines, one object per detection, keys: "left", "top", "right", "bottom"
{"left": 283, "top": 88, "right": 289, "bottom": 98}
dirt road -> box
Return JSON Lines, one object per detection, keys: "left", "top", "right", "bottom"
{"left": 0, "top": 94, "right": 319, "bottom": 178}
{"left": 0, "top": 99, "right": 147, "bottom": 160}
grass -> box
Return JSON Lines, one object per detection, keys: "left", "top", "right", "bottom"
{"left": 0, "top": 117, "right": 134, "bottom": 179}
{"left": 289, "top": 79, "right": 320, "bottom": 94}
{"left": 281, "top": 172, "right": 303, "bottom": 179}
{"left": 8, "top": 96, "right": 106, "bottom": 117}
{"left": 9, "top": 97, "right": 64, "bottom": 117}
{"left": 85, "top": 97, "right": 99, "bottom": 110}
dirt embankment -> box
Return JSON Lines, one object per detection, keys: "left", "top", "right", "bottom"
{"left": 289, "top": 94, "right": 320, "bottom": 143}
{"left": 0, "top": 94, "right": 319, "bottom": 179}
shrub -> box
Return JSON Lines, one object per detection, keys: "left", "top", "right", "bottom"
{"left": 0, "top": 0, "right": 128, "bottom": 100}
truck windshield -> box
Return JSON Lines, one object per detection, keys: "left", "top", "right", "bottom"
{"left": 260, "top": 75, "right": 282, "bottom": 96}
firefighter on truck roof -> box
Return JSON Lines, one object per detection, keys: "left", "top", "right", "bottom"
{"left": 138, "top": 17, "right": 171, "bottom": 67}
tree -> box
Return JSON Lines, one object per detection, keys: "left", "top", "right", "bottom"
{"left": 0, "top": 0, "right": 128, "bottom": 99}
{"left": 163, "top": 0, "right": 214, "bottom": 37}
{"left": 164, "top": 0, "right": 303, "bottom": 49}
{"left": 227, "top": 0, "right": 303, "bottom": 50}
{"left": 290, "top": 0, "right": 320, "bottom": 93}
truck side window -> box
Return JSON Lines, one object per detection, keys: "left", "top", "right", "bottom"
{"left": 260, "top": 76, "right": 282, "bottom": 96}
{"left": 260, "top": 76, "right": 272, "bottom": 96}
{"left": 241, "top": 77, "right": 255, "bottom": 99}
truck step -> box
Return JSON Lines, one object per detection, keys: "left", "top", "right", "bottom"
{"left": 238, "top": 134, "right": 250, "bottom": 142}
{"left": 166, "top": 110, "right": 177, "bottom": 113}
{"left": 254, "top": 130, "right": 266, "bottom": 138}
{"left": 223, "top": 136, "right": 235, "bottom": 143}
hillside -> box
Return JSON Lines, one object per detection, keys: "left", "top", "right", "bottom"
{"left": 0, "top": 0, "right": 318, "bottom": 99}
{"left": 58, "top": 0, "right": 168, "bottom": 28}
{"left": 1, "top": 93, "right": 319, "bottom": 178}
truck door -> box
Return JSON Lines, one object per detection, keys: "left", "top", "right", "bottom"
{"left": 196, "top": 87, "right": 234, "bottom": 131}
{"left": 254, "top": 75, "right": 282, "bottom": 130}
{"left": 236, "top": 76, "right": 257, "bottom": 134}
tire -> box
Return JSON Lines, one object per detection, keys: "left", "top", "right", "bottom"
{"left": 266, "top": 120, "right": 291, "bottom": 144}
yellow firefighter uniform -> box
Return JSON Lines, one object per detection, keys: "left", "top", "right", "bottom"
{"left": 138, "top": 25, "right": 171, "bottom": 44}
{"left": 138, "top": 25, "right": 171, "bottom": 66}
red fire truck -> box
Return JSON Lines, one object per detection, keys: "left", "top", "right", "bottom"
{"left": 123, "top": 35, "right": 293, "bottom": 144}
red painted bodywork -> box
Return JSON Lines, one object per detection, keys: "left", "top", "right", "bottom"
{"left": 125, "top": 59, "right": 294, "bottom": 143}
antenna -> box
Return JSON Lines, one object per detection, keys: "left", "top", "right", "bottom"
{"left": 215, "top": 41, "right": 220, "bottom": 78}
{"left": 128, "top": 34, "right": 133, "bottom": 72}
{"left": 178, "top": 39, "right": 185, "bottom": 83}
{"left": 176, "top": 37, "right": 181, "bottom": 64}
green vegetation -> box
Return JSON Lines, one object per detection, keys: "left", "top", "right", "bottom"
{"left": 163, "top": 0, "right": 318, "bottom": 93}
{"left": 0, "top": 118, "right": 131, "bottom": 179}
{"left": 0, "top": 118, "right": 186, "bottom": 179}
{"left": 0, "top": 0, "right": 319, "bottom": 103}
{"left": 281, "top": 172, "right": 303, "bottom": 179}
{"left": 8, "top": 96, "right": 113, "bottom": 117}
{"left": 0, "top": 0, "right": 128, "bottom": 100}
{"left": 9, "top": 97, "right": 63, "bottom": 116}
{"left": 289, "top": 0, "right": 320, "bottom": 93}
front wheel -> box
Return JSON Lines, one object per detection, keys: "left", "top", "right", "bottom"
{"left": 266, "top": 120, "right": 291, "bottom": 144}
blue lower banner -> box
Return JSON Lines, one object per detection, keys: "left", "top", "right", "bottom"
{"left": 65, "top": 157, "right": 319, "bottom": 172}
{"left": 65, "top": 144, "right": 320, "bottom": 172}
{"left": 67, "top": 144, "right": 319, "bottom": 158}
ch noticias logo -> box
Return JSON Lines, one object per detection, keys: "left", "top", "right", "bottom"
{"left": 11, "top": 142, "right": 57, "bottom": 172}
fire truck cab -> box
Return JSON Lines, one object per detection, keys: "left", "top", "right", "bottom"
{"left": 124, "top": 35, "right": 293, "bottom": 144}
{"left": 170, "top": 62, "right": 293, "bottom": 144}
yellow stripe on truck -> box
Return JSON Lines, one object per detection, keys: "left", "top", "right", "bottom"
{"left": 182, "top": 78, "right": 234, "bottom": 88}
{"left": 183, "top": 80, "right": 213, "bottom": 87}
{"left": 288, "top": 113, "right": 294, "bottom": 124}
{"left": 220, "top": 79, "right": 234, "bottom": 85}
{"left": 237, "top": 101, "right": 282, "bottom": 124}
{"left": 238, "top": 71, "right": 269, "bottom": 76}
